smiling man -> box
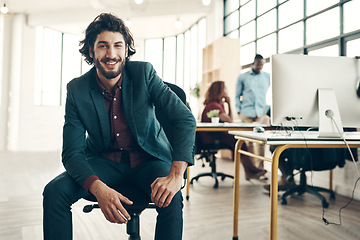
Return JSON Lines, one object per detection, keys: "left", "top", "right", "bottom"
{"left": 42, "top": 13, "right": 196, "bottom": 240}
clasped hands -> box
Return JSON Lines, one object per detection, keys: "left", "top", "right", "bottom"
{"left": 91, "top": 174, "right": 182, "bottom": 224}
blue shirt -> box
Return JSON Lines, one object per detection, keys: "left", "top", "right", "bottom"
{"left": 235, "top": 69, "right": 270, "bottom": 118}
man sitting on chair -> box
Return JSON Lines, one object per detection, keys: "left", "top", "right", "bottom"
{"left": 42, "top": 13, "right": 196, "bottom": 240}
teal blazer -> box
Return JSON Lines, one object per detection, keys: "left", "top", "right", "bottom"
{"left": 62, "top": 61, "right": 196, "bottom": 187}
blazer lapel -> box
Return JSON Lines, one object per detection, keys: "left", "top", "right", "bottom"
{"left": 122, "top": 71, "right": 138, "bottom": 138}
{"left": 90, "top": 84, "right": 111, "bottom": 148}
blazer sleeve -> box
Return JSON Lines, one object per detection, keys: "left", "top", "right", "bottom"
{"left": 61, "top": 82, "right": 99, "bottom": 191}
{"left": 145, "top": 63, "right": 196, "bottom": 165}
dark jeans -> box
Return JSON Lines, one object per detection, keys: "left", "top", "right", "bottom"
{"left": 43, "top": 156, "right": 183, "bottom": 240}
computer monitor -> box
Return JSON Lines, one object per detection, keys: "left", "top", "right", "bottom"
{"left": 271, "top": 54, "right": 360, "bottom": 137}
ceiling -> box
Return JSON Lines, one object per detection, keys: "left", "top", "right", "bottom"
{"left": 4, "top": 0, "right": 213, "bottom": 39}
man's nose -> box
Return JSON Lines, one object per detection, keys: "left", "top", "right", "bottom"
{"left": 106, "top": 46, "right": 116, "bottom": 58}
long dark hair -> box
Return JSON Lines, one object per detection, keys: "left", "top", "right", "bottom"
{"left": 203, "top": 81, "right": 225, "bottom": 105}
{"left": 79, "top": 13, "right": 136, "bottom": 65}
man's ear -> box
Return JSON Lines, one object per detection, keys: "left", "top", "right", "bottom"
{"left": 89, "top": 47, "right": 93, "bottom": 58}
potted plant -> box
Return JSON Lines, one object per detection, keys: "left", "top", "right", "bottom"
{"left": 206, "top": 109, "right": 220, "bottom": 124}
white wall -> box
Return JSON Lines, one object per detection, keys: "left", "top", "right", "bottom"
{"left": 1, "top": 14, "right": 64, "bottom": 152}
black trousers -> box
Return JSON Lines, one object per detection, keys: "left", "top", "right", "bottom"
{"left": 43, "top": 155, "right": 183, "bottom": 240}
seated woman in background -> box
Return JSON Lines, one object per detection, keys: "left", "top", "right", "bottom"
{"left": 200, "top": 81, "right": 267, "bottom": 181}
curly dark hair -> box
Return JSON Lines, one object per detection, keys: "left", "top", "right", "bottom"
{"left": 79, "top": 13, "right": 136, "bottom": 65}
{"left": 203, "top": 81, "right": 225, "bottom": 105}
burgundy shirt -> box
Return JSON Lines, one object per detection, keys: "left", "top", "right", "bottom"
{"left": 83, "top": 74, "right": 157, "bottom": 192}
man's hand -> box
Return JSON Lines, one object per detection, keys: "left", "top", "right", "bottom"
{"left": 90, "top": 180, "right": 133, "bottom": 224}
{"left": 150, "top": 161, "right": 187, "bottom": 208}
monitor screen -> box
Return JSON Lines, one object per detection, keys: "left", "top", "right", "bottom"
{"left": 271, "top": 54, "right": 360, "bottom": 132}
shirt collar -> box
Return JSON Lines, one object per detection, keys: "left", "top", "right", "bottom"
{"left": 96, "top": 73, "right": 123, "bottom": 96}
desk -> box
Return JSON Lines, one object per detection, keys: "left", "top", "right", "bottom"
{"left": 186, "top": 122, "right": 269, "bottom": 199}
{"left": 229, "top": 130, "right": 360, "bottom": 240}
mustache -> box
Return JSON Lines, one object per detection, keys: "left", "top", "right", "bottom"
{"left": 101, "top": 57, "right": 122, "bottom": 63}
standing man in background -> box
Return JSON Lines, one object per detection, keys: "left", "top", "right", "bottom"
{"left": 235, "top": 54, "right": 270, "bottom": 181}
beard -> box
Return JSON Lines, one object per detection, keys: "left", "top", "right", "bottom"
{"left": 94, "top": 57, "right": 125, "bottom": 79}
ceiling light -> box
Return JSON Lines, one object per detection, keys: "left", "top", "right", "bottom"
{"left": 0, "top": 3, "right": 8, "bottom": 14}
{"left": 134, "top": 0, "right": 144, "bottom": 5}
{"left": 202, "top": 0, "right": 211, "bottom": 6}
{"left": 174, "top": 19, "right": 182, "bottom": 29}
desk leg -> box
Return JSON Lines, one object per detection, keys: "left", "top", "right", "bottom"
{"left": 186, "top": 167, "right": 190, "bottom": 200}
{"left": 270, "top": 145, "right": 288, "bottom": 240}
{"left": 233, "top": 140, "right": 244, "bottom": 240}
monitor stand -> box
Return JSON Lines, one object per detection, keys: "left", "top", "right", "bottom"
{"left": 318, "top": 88, "right": 344, "bottom": 138}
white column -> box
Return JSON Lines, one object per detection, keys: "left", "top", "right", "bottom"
{"left": 7, "top": 14, "right": 25, "bottom": 151}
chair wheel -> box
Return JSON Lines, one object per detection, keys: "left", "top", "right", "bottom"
{"left": 322, "top": 201, "right": 329, "bottom": 208}
{"left": 213, "top": 182, "right": 219, "bottom": 188}
{"left": 221, "top": 176, "right": 226, "bottom": 181}
{"left": 281, "top": 198, "right": 287, "bottom": 205}
{"left": 186, "top": 196, "right": 189, "bottom": 201}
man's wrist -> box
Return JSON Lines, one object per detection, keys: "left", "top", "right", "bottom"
{"left": 89, "top": 179, "right": 106, "bottom": 196}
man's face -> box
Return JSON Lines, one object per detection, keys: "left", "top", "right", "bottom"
{"left": 252, "top": 59, "right": 265, "bottom": 74}
{"left": 90, "top": 31, "right": 128, "bottom": 80}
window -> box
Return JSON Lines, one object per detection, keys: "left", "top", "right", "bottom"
{"left": 176, "top": 34, "right": 184, "bottom": 88}
{"left": 278, "top": 22, "right": 304, "bottom": 53}
{"left": 240, "top": 21, "right": 255, "bottom": 45}
{"left": 257, "top": 9, "right": 276, "bottom": 38}
{"left": 224, "top": 0, "right": 360, "bottom": 67}
{"left": 34, "top": 27, "right": 62, "bottom": 106}
{"left": 343, "top": 0, "right": 360, "bottom": 34}
{"left": 224, "top": 11, "right": 239, "bottom": 34}
{"left": 308, "top": 45, "right": 339, "bottom": 57}
{"left": 145, "top": 17, "right": 206, "bottom": 100}
{"left": 306, "top": 8, "right": 339, "bottom": 45}
{"left": 163, "top": 37, "right": 176, "bottom": 83}
{"left": 278, "top": 0, "right": 303, "bottom": 29}
{"left": 34, "top": 27, "right": 84, "bottom": 106}
{"left": 346, "top": 38, "right": 360, "bottom": 57}
{"left": 306, "top": 0, "right": 338, "bottom": 16}
{"left": 224, "top": 0, "right": 239, "bottom": 15}
{"left": 240, "top": 0, "right": 255, "bottom": 25}
{"left": 145, "top": 39, "right": 163, "bottom": 77}
{"left": 240, "top": 43, "right": 255, "bottom": 66}
{"left": 61, "top": 34, "right": 82, "bottom": 105}
{"left": 257, "top": 0, "right": 276, "bottom": 15}
{"left": 257, "top": 33, "right": 276, "bottom": 59}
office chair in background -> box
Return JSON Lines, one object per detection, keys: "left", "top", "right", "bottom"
{"left": 272, "top": 147, "right": 354, "bottom": 208}
{"left": 190, "top": 132, "right": 234, "bottom": 188}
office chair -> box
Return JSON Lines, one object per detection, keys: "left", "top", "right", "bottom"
{"left": 190, "top": 132, "right": 234, "bottom": 188}
{"left": 274, "top": 148, "right": 351, "bottom": 208}
{"left": 83, "top": 81, "right": 191, "bottom": 239}
{"left": 83, "top": 184, "right": 156, "bottom": 240}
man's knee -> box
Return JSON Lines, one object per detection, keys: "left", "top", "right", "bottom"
{"left": 43, "top": 172, "right": 84, "bottom": 207}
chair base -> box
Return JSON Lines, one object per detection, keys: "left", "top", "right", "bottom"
{"left": 190, "top": 151, "right": 233, "bottom": 188}
{"left": 280, "top": 172, "right": 335, "bottom": 208}
{"left": 190, "top": 172, "right": 234, "bottom": 188}
{"left": 83, "top": 202, "right": 156, "bottom": 239}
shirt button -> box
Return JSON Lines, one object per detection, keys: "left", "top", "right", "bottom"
{"left": 120, "top": 147, "right": 124, "bottom": 150}
{"left": 114, "top": 116, "right": 117, "bottom": 119}
{"left": 114, "top": 97, "right": 117, "bottom": 101}
{"left": 116, "top": 133, "right": 119, "bottom": 137}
